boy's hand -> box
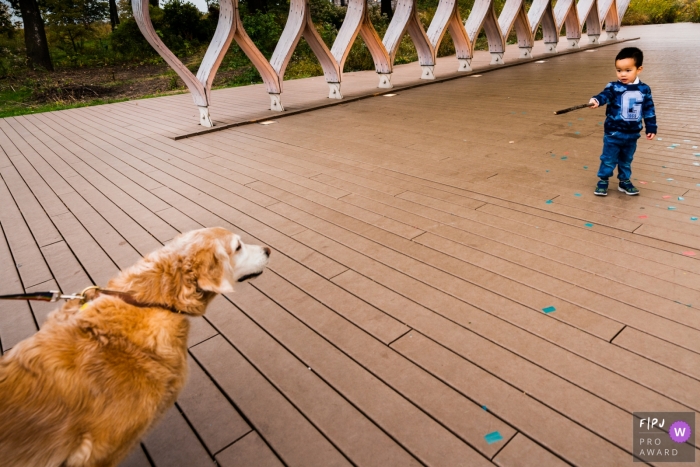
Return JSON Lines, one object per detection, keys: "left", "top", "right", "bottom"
{"left": 646, "top": 133, "right": 656, "bottom": 140}
{"left": 589, "top": 98, "right": 599, "bottom": 109}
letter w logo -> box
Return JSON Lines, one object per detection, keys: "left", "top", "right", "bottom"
{"left": 674, "top": 427, "right": 687, "bottom": 437}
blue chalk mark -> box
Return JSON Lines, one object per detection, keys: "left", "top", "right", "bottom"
{"left": 574, "top": 131, "right": 581, "bottom": 135}
{"left": 668, "top": 206, "right": 677, "bottom": 210}
{"left": 545, "top": 200, "right": 553, "bottom": 204}
{"left": 583, "top": 166, "right": 588, "bottom": 169}
{"left": 585, "top": 223, "right": 594, "bottom": 228}
{"left": 482, "top": 405, "right": 488, "bottom": 411}
{"left": 691, "top": 217, "right": 698, "bottom": 221}
{"left": 485, "top": 431, "right": 504, "bottom": 444}
{"left": 679, "top": 197, "right": 685, "bottom": 201}
{"left": 542, "top": 306, "right": 556, "bottom": 313}
{"left": 574, "top": 193, "right": 581, "bottom": 197}
{"left": 561, "top": 156, "right": 568, "bottom": 160}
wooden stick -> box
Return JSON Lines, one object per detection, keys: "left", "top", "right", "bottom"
{"left": 554, "top": 103, "right": 594, "bottom": 115}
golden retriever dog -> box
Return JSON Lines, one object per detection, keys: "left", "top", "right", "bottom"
{"left": 0, "top": 227, "right": 270, "bottom": 467}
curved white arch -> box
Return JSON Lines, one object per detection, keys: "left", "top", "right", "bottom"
{"left": 528, "top": 0, "right": 558, "bottom": 53}
{"left": 426, "top": 0, "right": 472, "bottom": 71}
{"left": 132, "top": 0, "right": 634, "bottom": 125}
{"left": 499, "top": 0, "right": 535, "bottom": 58}
{"left": 465, "top": 0, "right": 506, "bottom": 64}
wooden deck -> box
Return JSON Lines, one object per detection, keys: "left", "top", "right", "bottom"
{"left": 2, "top": 22, "right": 700, "bottom": 466}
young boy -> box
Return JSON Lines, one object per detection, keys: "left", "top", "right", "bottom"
{"left": 589, "top": 47, "right": 657, "bottom": 196}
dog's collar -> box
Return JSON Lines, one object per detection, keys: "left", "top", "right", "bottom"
{"left": 91, "top": 288, "right": 186, "bottom": 315}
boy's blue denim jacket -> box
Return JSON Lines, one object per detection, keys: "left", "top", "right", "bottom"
{"left": 592, "top": 79, "right": 657, "bottom": 135}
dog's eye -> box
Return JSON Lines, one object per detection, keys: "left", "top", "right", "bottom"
{"left": 236, "top": 244, "right": 242, "bottom": 252}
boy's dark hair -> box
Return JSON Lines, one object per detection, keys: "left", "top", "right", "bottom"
{"left": 615, "top": 47, "right": 643, "bottom": 67}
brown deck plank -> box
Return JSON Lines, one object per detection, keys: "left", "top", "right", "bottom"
{"left": 32, "top": 114, "right": 166, "bottom": 193}
{"left": 142, "top": 405, "right": 214, "bottom": 467}
{"left": 215, "top": 432, "right": 284, "bottom": 467}
{"left": 191, "top": 335, "right": 352, "bottom": 467}
{"left": 118, "top": 444, "right": 152, "bottom": 467}
{"left": 391, "top": 330, "right": 629, "bottom": 465}
{"left": 50, "top": 211, "right": 119, "bottom": 286}
{"left": 492, "top": 433, "right": 569, "bottom": 467}
{"left": 9, "top": 117, "right": 167, "bottom": 255}
{"left": 0, "top": 166, "right": 61, "bottom": 247}
{"left": 176, "top": 354, "right": 251, "bottom": 455}
{"left": 187, "top": 315, "right": 218, "bottom": 349}
{"left": 252, "top": 180, "right": 623, "bottom": 340}
{"left": 415, "top": 227, "right": 700, "bottom": 348}
{"left": 330, "top": 266, "right": 689, "bottom": 453}
{"left": 477, "top": 203, "right": 700, "bottom": 277}
{"left": 204, "top": 295, "right": 435, "bottom": 467}
{"left": 0, "top": 173, "right": 53, "bottom": 288}
{"left": 41, "top": 241, "right": 92, "bottom": 294}
{"left": 0, "top": 223, "right": 37, "bottom": 352}
{"left": 267, "top": 251, "right": 409, "bottom": 345}
{"left": 300, "top": 218, "right": 700, "bottom": 412}
{"left": 612, "top": 327, "right": 700, "bottom": 381}
{"left": 246, "top": 267, "right": 518, "bottom": 460}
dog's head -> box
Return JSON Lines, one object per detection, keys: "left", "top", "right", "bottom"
{"left": 110, "top": 227, "right": 270, "bottom": 315}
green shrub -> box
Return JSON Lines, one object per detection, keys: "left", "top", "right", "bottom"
{"left": 623, "top": 0, "right": 700, "bottom": 24}
{"left": 682, "top": 0, "right": 700, "bottom": 21}
{"left": 110, "top": 6, "right": 162, "bottom": 56}
{"left": 163, "top": 0, "right": 209, "bottom": 41}
{"left": 240, "top": 10, "right": 283, "bottom": 57}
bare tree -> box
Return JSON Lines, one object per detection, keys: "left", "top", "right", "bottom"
{"left": 381, "top": 0, "right": 392, "bottom": 19}
{"left": 14, "top": 0, "right": 54, "bottom": 70}
{"left": 109, "top": 0, "right": 119, "bottom": 30}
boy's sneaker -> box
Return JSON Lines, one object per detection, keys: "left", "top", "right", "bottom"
{"left": 618, "top": 180, "right": 640, "bottom": 195}
{"left": 594, "top": 179, "right": 609, "bottom": 196}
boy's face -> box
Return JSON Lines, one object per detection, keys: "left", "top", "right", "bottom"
{"left": 615, "top": 58, "right": 643, "bottom": 84}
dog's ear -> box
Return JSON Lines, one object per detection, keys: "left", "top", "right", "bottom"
{"left": 195, "top": 242, "right": 235, "bottom": 294}
{"left": 197, "top": 274, "right": 234, "bottom": 294}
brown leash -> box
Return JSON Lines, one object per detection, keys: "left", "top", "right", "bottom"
{"left": 0, "top": 286, "right": 184, "bottom": 314}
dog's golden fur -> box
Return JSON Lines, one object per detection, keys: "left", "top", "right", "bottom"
{"left": 0, "top": 227, "right": 269, "bottom": 467}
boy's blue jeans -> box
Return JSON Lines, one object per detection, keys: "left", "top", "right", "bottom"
{"left": 597, "top": 131, "right": 641, "bottom": 181}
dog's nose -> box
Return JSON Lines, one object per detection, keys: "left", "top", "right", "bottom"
{"left": 263, "top": 247, "right": 271, "bottom": 257}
